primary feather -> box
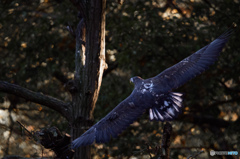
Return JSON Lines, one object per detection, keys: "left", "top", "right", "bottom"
{"left": 72, "top": 28, "right": 234, "bottom": 149}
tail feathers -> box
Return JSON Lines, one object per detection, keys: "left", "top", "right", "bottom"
{"left": 149, "top": 92, "right": 184, "bottom": 121}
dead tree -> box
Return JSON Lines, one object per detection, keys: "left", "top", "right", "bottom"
{"left": 0, "top": 0, "right": 106, "bottom": 158}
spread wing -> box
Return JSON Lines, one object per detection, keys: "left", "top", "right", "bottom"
{"left": 151, "top": 28, "right": 234, "bottom": 92}
{"left": 71, "top": 93, "right": 146, "bottom": 149}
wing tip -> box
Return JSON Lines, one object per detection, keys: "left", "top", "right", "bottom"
{"left": 218, "top": 23, "right": 237, "bottom": 40}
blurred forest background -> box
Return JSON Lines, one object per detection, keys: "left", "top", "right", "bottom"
{"left": 0, "top": 0, "right": 240, "bottom": 158}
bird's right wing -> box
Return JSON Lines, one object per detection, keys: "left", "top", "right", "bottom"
{"left": 71, "top": 94, "right": 146, "bottom": 149}
{"left": 151, "top": 28, "right": 234, "bottom": 92}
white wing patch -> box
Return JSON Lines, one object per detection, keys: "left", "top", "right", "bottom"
{"left": 140, "top": 81, "right": 154, "bottom": 94}
{"left": 172, "top": 92, "right": 183, "bottom": 96}
{"left": 149, "top": 109, "right": 154, "bottom": 120}
{"left": 164, "top": 101, "right": 169, "bottom": 106}
{"left": 149, "top": 92, "right": 184, "bottom": 121}
{"left": 141, "top": 88, "right": 147, "bottom": 94}
{"left": 144, "top": 82, "right": 153, "bottom": 89}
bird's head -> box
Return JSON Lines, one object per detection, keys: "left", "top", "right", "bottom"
{"left": 130, "top": 76, "right": 143, "bottom": 86}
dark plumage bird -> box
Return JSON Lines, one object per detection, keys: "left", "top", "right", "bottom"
{"left": 72, "top": 28, "right": 234, "bottom": 149}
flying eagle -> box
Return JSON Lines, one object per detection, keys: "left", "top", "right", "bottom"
{"left": 72, "top": 28, "right": 234, "bottom": 148}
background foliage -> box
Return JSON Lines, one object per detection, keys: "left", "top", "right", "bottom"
{"left": 0, "top": 0, "right": 240, "bottom": 158}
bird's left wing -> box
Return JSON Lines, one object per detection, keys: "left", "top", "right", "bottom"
{"left": 71, "top": 94, "right": 145, "bottom": 149}
{"left": 151, "top": 28, "right": 234, "bottom": 92}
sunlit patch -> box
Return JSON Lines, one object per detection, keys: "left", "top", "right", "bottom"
{"left": 25, "top": 78, "right": 31, "bottom": 83}
{"left": 41, "top": 62, "right": 47, "bottom": 67}
{"left": 21, "top": 42, "right": 27, "bottom": 48}
{"left": 38, "top": 106, "right": 43, "bottom": 111}
{"left": 231, "top": 113, "right": 238, "bottom": 121}
{"left": 8, "top": 9, "right": 14, "bottom": 14}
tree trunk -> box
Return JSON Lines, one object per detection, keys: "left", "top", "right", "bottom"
{"left": 70, "top": 0, "right": 106, "bottom": 158}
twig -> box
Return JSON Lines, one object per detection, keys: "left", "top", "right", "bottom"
{"left": 171, "top": 146, "right": 208, "bottom": 150}
{"left": 187, "top": 150, "right": 204, "bottom": 159}
{"left": 218, "top": 79, "right": 240, "bottom": 93}
{"left": 103, "top": 62, "right": 118, "bottom": 77}
{"left": 16, "top": 121, "right": 33, "bottom": 137}
{"left": 146, "top": 143, "right": 153, "bottom": 158}
{"left": 160, "top": 122, "right": 172, "bottom": 159}
{"left": 53, "top": 71, "right": 69, "bottom": 85}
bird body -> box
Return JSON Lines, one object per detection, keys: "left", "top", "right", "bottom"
{"left": 72, "top": 28, "right": 234, "bottom": 149}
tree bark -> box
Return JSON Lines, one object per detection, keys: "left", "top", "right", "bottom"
{"left": 0, "top": 0, "right": 106, "bottom": 157}
{"left": 160, "top": 122, "right": 172, "bottom": 159}
{"left": 69, "top": 0, "right": 106, "bottom": 158}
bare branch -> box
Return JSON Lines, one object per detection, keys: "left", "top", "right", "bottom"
{"left": 218, "top": 79, "right": 240, "bottom": 93}
{"left": 160, "top": 122, "right": 172, "bottom": 159}
{"left": 17, "top": 121, "right": 33, "bottom": 137}
{"left": 145, "top": 143, "right": 153, "bottom": 158}
{"left": 187, "top": 150, "right": 204, "bottom": 159}
{"left": 103, "top": 62, "right": 118, "bottom": 77}
{"left": 0, "top": 81, "right": 71, "bottom": 121}
{"left": 53, "top": 71, "right": 69, "bottom": 85}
